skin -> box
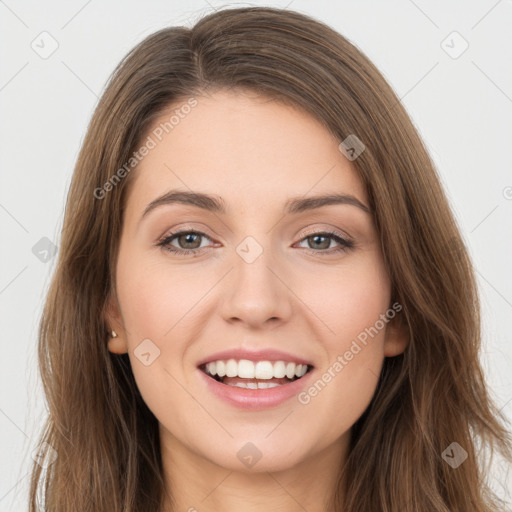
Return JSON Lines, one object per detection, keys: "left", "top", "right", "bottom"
{"left": 105, "top": 88, "right": 409, "bottom": 512}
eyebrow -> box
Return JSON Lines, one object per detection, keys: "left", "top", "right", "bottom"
{"left": 140, "top": 190, "right": 372, "bottom": 221}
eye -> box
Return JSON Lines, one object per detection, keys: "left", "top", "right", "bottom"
{"left": 156, "top": 229, "right": 355, "bottom": 257}
{"left": 295, "top": 230, "right": 355, "bottom": 255}
{"left": 156, "top": 230, "right": 215, "bottom": 256}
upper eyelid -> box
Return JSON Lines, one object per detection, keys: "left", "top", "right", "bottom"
{"left": 160, "top": 227, "right": 352, "bottom": 245}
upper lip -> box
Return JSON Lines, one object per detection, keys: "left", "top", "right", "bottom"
{"left": 196, "top": 348, "right": 314, "bottom": 368}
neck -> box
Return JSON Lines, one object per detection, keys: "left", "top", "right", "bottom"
{"left": 158, "top": 426, "right": 349, "bottom": 512}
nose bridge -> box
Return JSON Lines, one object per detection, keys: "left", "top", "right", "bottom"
{"left": 220, "top": 233, "right": 292, "bottom": 326}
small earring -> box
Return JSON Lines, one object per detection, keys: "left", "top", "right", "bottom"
{"left": 111, "top": 330, "right": 118, "bottom": 338}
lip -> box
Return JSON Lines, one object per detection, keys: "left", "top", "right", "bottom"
{"left": 198, "top": 366, "right": 315, "bottom": 410}
{"left": 196, "top": 347, "right": 314, "bottom": 367}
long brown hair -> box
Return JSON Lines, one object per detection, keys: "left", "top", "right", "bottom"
{"left": 28, "top": 6, "right": 512, "bottom": 511}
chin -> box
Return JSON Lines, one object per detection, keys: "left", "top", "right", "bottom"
{"left": 200, "top": 437, "right": 310, "bottom": 474}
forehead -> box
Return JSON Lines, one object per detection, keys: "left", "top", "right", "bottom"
{"left": 125, "top": 89, "right": 368, "bottom": 219}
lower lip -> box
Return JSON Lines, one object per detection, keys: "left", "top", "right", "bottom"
{"left": 198, "top": 367, "right": 314, "bottom": 410}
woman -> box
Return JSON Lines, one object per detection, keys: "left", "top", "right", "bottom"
{"left": 29, "top": 6, "right": 512, "bottom": 511}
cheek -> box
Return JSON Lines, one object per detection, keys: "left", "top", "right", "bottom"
{"left": 296, "top": 257, "right": 390, "bottom": 420}
{"left": 301, "top": 254, "right": 391, "bottom": 345}
{"left": 115, "top": 254, "right": 198, "bottom": 424}
{"left": 115, "top": 249, "right": 211, "bottom": 390}
{"left": 116, "top": 250, "right": 202, "bottom": 339}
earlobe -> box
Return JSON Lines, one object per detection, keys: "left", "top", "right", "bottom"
{"left": 383, "top": 316, "right": 410, "bottom": 357}
{"left": 107, "top": 332, "right": 129, "bottom": 354}
{"left": 104, "top": 295, "right": 129, "bottom": 354}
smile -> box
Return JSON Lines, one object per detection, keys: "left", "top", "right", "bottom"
{"left": 199, "top": 358, "right": 313, "bottom": 389}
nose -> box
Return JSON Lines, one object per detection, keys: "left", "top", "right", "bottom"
{"left": 220, "top": 246, "right": 294, "bottom": 329}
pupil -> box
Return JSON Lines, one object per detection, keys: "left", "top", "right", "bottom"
{"left": 310, "top": 235, "right": 328, "bottom": 249}
{"left": 181, "top": 233, "right": 200, "bottom": 248}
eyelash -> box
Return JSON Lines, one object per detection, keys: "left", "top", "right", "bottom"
{"left": 156, "top": 229, "right": 355, "bottom": 257}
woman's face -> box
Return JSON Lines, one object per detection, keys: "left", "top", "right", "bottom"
{"left": 106, "top": 88, "right": 408, "bottom": 474}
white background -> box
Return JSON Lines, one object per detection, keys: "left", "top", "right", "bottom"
{"left": 1, "top": 0, "right": 511, "bottom": 509}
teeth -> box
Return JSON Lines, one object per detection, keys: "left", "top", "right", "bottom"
{"left": 225, "top": 359, "right": 237, "bottom": 377}
{"left": 286, "top": 362, "right": 296, "bottom": 379}
{"left": 255, "top": 361, "right": 273, "bottom": 379}
{"left": 203, "top": 359, "right": 310, "bottom": 380}
{"left": 273, "top": 361, "right": 286, "bottom": 378}
{"left": 239, "top": 359, "right": 255, "bottom": 378}
{"left": 216, "top": 360, "right": 226, "bottom": 377}
{"left": 229, "top": 381, "right": 282, "bottom": 389}
{"left": 206, "top": 361, "right": 216, "bottom": 376}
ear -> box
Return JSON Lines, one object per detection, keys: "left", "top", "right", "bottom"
{"left": 383, "top": 310, "right": 409, "bottom": 357}
{"left": 104, "top": 294, "right": 129, "bottom": 355}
